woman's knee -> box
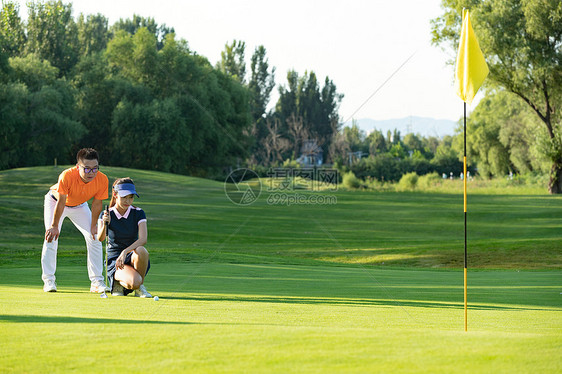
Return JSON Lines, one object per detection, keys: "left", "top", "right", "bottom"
{"left": 118, "top": 274, "right": 142, "bottom": 290}
{"left": 116, "top": 266, "right": 142, "bottom": 289}
{"left": 131, "top": 272, "right": 143, "bottom": 289}
{"left": 134, "top": 246, "right": 149, "bottom": 259}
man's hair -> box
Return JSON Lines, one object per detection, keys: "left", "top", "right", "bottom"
{"left": 76, "top": 148, "right": 99, "bottom": 163}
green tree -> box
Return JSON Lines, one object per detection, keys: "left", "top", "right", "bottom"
{"left": 403, "top": 133, "right": 424, "bottom": 153}
{"left": 217, "top": 39, "right": 246, "bottom": 84}
{"left": 0, "top": 38, "right": 8, "bottom": 82}
{"left": 366, "top": 129, "right": 386, "bottom": 155}
{"left": 248, "top": 46, "right": 276, "bottom": 165}
{"left": 72, "top": 51, "right": 130, "bottom": 157}
{"left": 111, "top": 98, "right": 190, "bottom": 173}
{"left": 106, "top": 29, "right": 134, "bottom": 73}
{"left": 155, "top": 33, "right": 191, "bottom": 98}
{"left": 392, "top": 129, "right": 401, "bottom": 144}
{"left": 106, "top": 28, "right": 158, "bottom": 86}
{"left": 432, "top": 135, "right": 464, "bottom": 175}
{"left": 422, "top": 136, "right": 440, "bottom": 158}
{"left": 249, "top": 45, "right": 275, "bottom": 122}
{"left": 25, "top": 0, "right": 79, "bottom": 76}
{"left": 111, "top": 14, "right": 174, "bottom": 50}
{"left": 432, "top": 0, "right": 562, "bottom": 193}
{"left": 131, "top": 27, "right": 158, "bottom": 85}
{"left": 0, "top": 78, "right": 84, "bottom": 169}
{"left": 456, "top": 90, "right": 550, "bottom": 176}
{"left": 343, "top": 121, "right": 367, "bottom": 153}
{"left": 275, "top": 70, "right": 343, "bottom": 162}
{"left": 77, "top": 13, "right": 109, "bottom": 56}
{"left": 0, "top": 83, "right": 28, "bottom": 168}
{"left": 27, "top": 80, "right": 85, "bottom": 165}
{"left": 389, "top": 143, "right": 407, "bottom": 159}
{"left": 320, "top": 75, "right": 344, "bottom": 155}
{"left": 9, "top": 54, "right": 58, "bottom": 91}
{"left": 106, "top": 29, "right": 252, "bottom": 173}
{"left": 1, "top": 1, "right": 26, "bottom": 57}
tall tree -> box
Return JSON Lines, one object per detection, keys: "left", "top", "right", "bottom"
{"left": 217, "top": 39, "right": 246, "bottom": 84}
{"left": 422, "top": 136, "right": 440, "bottom": 157}
{"left": 9, "top": 54, "right": 58, "bottom": 91}
{"left": 72, "top": 51, "right": 126, "bottom": 157}
{"left": 156, "top": 33, "right": 191, "bottom": 98}
{"left": 106, "top": 28, "right": 158, "bottom": 86}
{"left": 262, "top": 117, "right": 290, "bottom": 163}
{"left": 0, "top": 1, "right": 26, "bottom": 57}
{"left": 0, "top": 37, "right": 8, "bottom": 81}
{"left": 0, "top": 83, "right": 25, "bottom": 168}
{"left": 0, "top": 76, "right": 85, "bottom": 168}
{"left": 453, "top": 90, "right": 549, "bottom": 176}
{"left": 403, "top": 133, "right": 424, "bottom": 153}
{"left": 286, "top": 113, "right": 308, "bottom": 157}
{"left": 111, "top": 14, "right": 174, "bottom": 50}
{"left": 106, "top": 28, "right": 252, "bottom": 172}
{"left": 77, "top": 13, "right": 109, "bottom": 56}
{"left": 366, "top": 129, "right": 387, "bottom": 155}
{"left": 328, "top": 129, "right": 350, "bottom": 165}
{"left": 25, "top": 0, "right": 79, "bottom": 76}
{"left": 432, "top": 0, "right": 562, "bottom": 193}
{"left": 275, "top": 70, "right": 343, "bottom": 161}
{"left": 248, "top": 45, "right": 275, "bottom": 122}
{"left": 343, "top": 121, "right": 367, "bottom": 153}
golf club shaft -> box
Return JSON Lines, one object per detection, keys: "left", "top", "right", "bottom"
{"left": 104, "top": 205, "right": 108, "bottom": 289}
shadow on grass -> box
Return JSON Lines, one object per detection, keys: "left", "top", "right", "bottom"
{"left": 160, "top": 295, "right": 551, "bottom": 311}
{"left": 0, "top": 314, "right": 194, "bottom": 325}
{"left": 1, "top": 264, "right": 559, "bottom": 311}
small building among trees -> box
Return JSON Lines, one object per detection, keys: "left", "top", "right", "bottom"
{"left": 297, "top": 140, "right": 323, "bottom": 166}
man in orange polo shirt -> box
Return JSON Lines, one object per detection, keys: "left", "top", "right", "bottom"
{"left": 42, "top": 148, "right": 110, "bottom": 293}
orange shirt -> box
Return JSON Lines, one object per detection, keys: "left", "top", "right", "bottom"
{"left": 50, "top": 166, "right": 109, "bottom": 206}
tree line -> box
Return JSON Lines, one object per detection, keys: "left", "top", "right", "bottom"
{"left": 0, "top": 1, "right": 342, "bottom": 177}
{"left": 334, "top": 124, "right": 467, "bottom": 183}
{"left": 1, "top": 1, "right": 249, "bottom": 175}
{"left": 1, "top": 0, "right": 560, "bottom": 193}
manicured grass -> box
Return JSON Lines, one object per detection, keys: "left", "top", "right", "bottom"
{"left": 0, "top": 166, "right": 560, "bottom": 372}
{"left": 0, "top": 263, "right": 560, "bottom": 373}
{"left": 0, "top": 166, "right": 560, "bottom": 269}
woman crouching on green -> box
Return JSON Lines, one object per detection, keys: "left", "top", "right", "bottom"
{"left": 97, "top": 178, "right": 152, "bottom": 297}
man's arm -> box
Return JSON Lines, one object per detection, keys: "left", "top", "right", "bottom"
{"left": 45, "top": 194, "right": 67, "bottom": 242}
{"left": 91, "top": 198, "right": 103, "bottom": 240}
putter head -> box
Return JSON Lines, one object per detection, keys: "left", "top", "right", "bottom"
{"left": 100, "top": 292, "right": 108, "bottom": 299}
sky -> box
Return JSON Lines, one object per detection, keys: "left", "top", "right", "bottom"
{"left": 15, "top": 0, "right": 482, "bottom": 122}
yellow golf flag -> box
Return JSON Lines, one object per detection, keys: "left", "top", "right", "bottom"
{"left": 455, "top": 9, "right": 489, "bottom": 104}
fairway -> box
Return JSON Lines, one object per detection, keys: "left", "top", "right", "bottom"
{"left": 0, "top": 166, "right": 561, "bottom": 373}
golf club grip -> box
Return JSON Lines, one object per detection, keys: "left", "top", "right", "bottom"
{"left": 104, "top": 205, "right": 108, "bottom": 236}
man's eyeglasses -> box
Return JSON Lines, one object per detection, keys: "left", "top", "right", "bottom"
{"left": 79, "top": 165, "right": 99, "bottom": 174}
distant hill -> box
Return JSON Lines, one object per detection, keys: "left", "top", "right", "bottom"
{"left": 343, "top": 117, "right": 460, "bottom": 138}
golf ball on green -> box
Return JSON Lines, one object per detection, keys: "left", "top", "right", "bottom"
{"left": 154, "top": 296, "right": 159, "bottom": 301}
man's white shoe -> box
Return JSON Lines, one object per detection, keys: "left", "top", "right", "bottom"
{"left": 90, "top": 280, "right": 110, "bottom": 293}
{"left": 43, "top": 279, "right": 57, "bottom": 292}
{"left": 134, "top": 284, "right": 152, "bottom": 298}
{"left": 112, "top": 282, "right": 125, "bottom": 296}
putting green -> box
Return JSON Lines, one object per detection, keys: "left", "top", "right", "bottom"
{"left": 1, "top": 263, "right": 560, "bottom": 373}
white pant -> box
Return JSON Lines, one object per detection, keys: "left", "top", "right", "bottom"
{"left": 41, "top": 193, "right": 103, "bottom": 283}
